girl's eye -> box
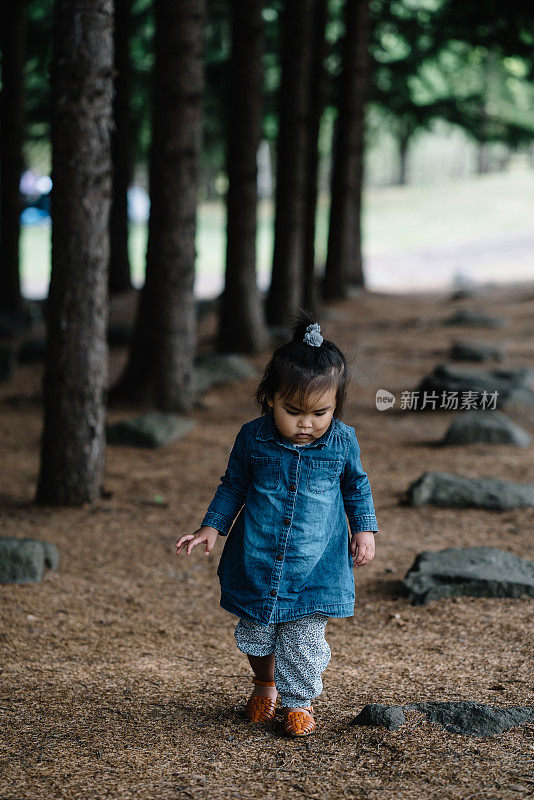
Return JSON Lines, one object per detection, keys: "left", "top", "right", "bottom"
{"left": 284, "top": 409, "right": 326, "bottom": 417}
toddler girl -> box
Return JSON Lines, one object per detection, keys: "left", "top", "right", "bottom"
{"left": 176, "top": 310, "right": 379, "bottom": 736}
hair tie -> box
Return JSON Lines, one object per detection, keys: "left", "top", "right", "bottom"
{"left": 303, "top": 322, "right": 323, "bottom": 347}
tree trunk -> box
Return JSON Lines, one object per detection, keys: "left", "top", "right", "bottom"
{"left": 217, "top": 0, "right": 268, "bottom": 354}
{"left": 397, "top": 130, "right": 410, "bottom": 185}
{"left": 0, "top": 0, "right": 26, "bottom": 315}
{"left": 109, "top": 0, "right": 133, "bottom": 294}
{"left": 476, "top": 142, "right": 489, "bottom": 174}
{"left": 36, "top": 0, "right": 113, "bottom": 506}
{"left": 303, "top": 0, "right": 328, "bottom": 315}
{"left": 266, "top": 0, "right": 314, "bottom": 327}
{"left": 113, "top": 0, "right": 205, "bottom": 412}
{"left": 323, "top": 0, "right": 369, "bottom": 300}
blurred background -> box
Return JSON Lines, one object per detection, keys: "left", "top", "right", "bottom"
{"left": 5, "top": 0, "right": 534, "bottom": 303}
{"left": 1, "top": 0, "right": 534, "bottom": 505}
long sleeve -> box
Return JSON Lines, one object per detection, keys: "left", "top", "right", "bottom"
{"left": 200, "top": 424, "right": 250, "bottom": 535}
{"left": 340, "top": 427, "right": 379, "bottom": 534}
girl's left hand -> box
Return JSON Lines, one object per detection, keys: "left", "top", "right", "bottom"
{"left": 350, "top": 531, "right": 376, "bottom": 566}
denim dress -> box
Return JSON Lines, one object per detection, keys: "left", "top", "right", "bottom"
{"left": 201, "top": 409, "right": 379, "bottom": 626}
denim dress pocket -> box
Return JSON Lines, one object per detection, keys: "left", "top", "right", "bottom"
{"left": 307, "top": 459, "right": 340, "bottom": 493}
{"left": 250, "top": 455, "right": 281, "bottom": 491}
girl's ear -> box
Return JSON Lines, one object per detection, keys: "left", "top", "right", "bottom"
{"left": 267, "top": 396, "right": 273, "bottom": 409}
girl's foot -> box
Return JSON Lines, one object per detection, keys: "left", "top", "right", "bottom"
{"left": 246, "top": 678, "right": 278, "bottom": 723}
{"left": 282, "top": 705, "right": 315, "bottom": 736}
{"left": 251, "top": 682, "right": 277, "bottom": 702}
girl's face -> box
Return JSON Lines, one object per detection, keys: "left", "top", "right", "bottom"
{"left": 267, "top": 386, "right": 338, "bottom": 444}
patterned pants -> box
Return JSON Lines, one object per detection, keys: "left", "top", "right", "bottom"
{"left": 234, "top": 614, "right": 331, "bottom": 707}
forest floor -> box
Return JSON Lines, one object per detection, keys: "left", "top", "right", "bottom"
{"left": 1, "top": 283, "right": 533, "bottom": 800}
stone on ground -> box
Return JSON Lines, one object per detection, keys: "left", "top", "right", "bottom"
{"left": 107, "top": 412, "right": 195, "bottom": 448}
{"left": 403, "top": 546, "right": 534, "bottom": 604}
{"left": 192, "top": 353, "right": 257, "bottom": 394}
{"left": 417, "top": 365, "right": 534, "bottom": 409}
{"left": 0, "top": 537, "right": 60, "bottom": 583}
{"left": 408, "top": 701, "right": 534, "bottom": 737}
{"left": 351, "top": 704, "right": 406, "bottom": 731}
{"left": 351, "top": 700, "right": 534, "bottom": 737}
{"left": 443, "top": 309, "right": 507, "bottom": 327}
{"left": 441, "top": 409, "right": 531, "bottom": 447}
{"left": 449, "top": 341, "right": 504, "bottom": 362}
{"left": 406, "top": 471, "right": 534, "bottom": 510}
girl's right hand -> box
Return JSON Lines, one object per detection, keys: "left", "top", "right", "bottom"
{"left": 176, "top": 526, "right": 219, "bottom": 556}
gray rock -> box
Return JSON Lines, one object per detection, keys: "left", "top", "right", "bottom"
{"left": 407, "top": 471, "right": 534, "bottom": 510}
{"left": 408, "top": 701, "right": 534, "bottom": 737}
{"left": 441, "top": 410, "right": 531, "bottom": 447}
{"left": 417, "top": 364, "right": 534, "bottom": 409}
{"left": 450, "top": 288, "right": 478, "bottom": 301}
{"left": 320, "top": 307, "right": 349, "bottom": 322}
{"left": 443, "top": 309, "right": 507, "bottom": 327}
{"left": 449, "top": 341, "right": 504, "bottom": 362}
{"left": 0, "top": 344, "right": 16, "bottom": 381}
{"left": 192, "top": 353, "right": 257, "bottom": 394}
{"left": 18, "top": 337, "right": 47, "bottom": 363}
{"left": 403, "top": 546, "right": 534, "bottom": 604}
{"left": 351, "top": 704, "right": 406, "bottom": 731}
{"left": 0, "top": 537, "right": 60, "bottom": 584}
{"left": 107, "top": 412, "right": 195, "bottom": 448}
{"left": 351, "top": 700, "right": 533, "bottom": 737}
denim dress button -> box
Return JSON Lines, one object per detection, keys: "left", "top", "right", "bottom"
{"left": 276, "top": 553, "right": 284, "bottom": 560}
{"left": 270, "top": 589, "right": 277, "bottom": 597}
{"left": 289, "top": 483, "right": 296, "bottom": 491}
{"left": 283, "top": 517, "right": 290, "bottom": 525}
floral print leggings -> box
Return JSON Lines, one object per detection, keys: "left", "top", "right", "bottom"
{"left": 234, "top": 613, "right": 331, "bottom": 707}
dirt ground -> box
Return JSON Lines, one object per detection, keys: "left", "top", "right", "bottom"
{"left": 1, "top": 284, "right": 533, "bottom": 800}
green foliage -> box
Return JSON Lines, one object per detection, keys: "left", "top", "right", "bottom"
{"left": 20, "top": 0, "right": 534, "bottom": 179}
{"left": 25, "top": 0, "right": 52, "bottom": 143}
{"left": 369, "top": 0, "right": 534, "bottom": 151}
{"left": 130, "top": 0, "right": 154, "bottom": 165}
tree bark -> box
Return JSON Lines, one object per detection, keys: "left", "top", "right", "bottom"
{"left": 36, "top": 0, "right": 113, "bottom": 506}
{"left": 476, "top": 142, "right": 489, "bottom": 174}
{"left": 266, "top": 0, "right": 314, "bottom": 327}
{"left": 303, "top": 0, "right": 328, "bottom": 315}
{"left": 109, "top": 0, "right": 133, "bottom": 294}
{"left": 0, "top": 0, "right": 26, "bottom": 315}
{"left": 323, "top": 0, "right": 369, "bottom": 300}
{"left": 217, "top": 0, "right": 268, "bottom": 354}
{"left": 397, "top": 130, "right": 410, "bottom": 185}
{"left": 113, "top": 0, "right": 205, "bottom": 411}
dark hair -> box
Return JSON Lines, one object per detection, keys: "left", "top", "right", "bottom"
{"left": 255, "top": 308, "right": 351, "bottom": 418}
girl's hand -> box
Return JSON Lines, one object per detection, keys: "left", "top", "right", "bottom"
{"left": 176, "top": 526, "right": 219, "bottom": 556}
{"left": 350, "top": 531, "right": 375, "bottom": 566}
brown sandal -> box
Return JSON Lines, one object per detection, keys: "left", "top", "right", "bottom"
{"left": 246, "top": 678, "right": 278, "bottom": 723}
{"left": 282, "top": 705, "right": 316, "bottom": 736}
